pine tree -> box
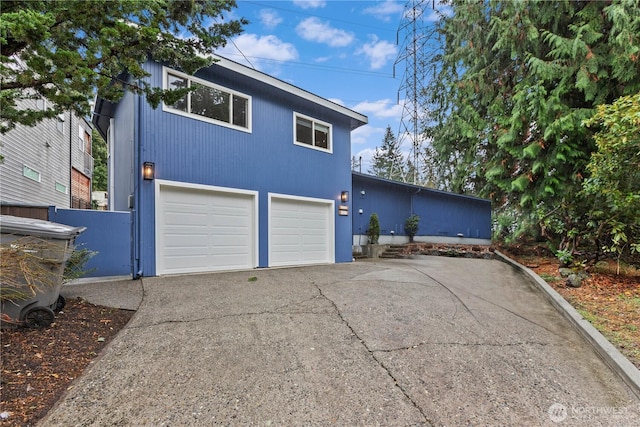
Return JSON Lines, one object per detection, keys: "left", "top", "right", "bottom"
{"left": 1, "top": 0, "right": 246, "bottom": 133}
{"left": 369, "top": 126, "right": 405, "bottom": 181}
{"left": 426, "top": 0, "right": 640, "bottom": 249}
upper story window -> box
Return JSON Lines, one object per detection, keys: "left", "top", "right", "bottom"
{"left": 78, "top": 125, "right": 91, "bottom": 154}
{"left": 56, "top": 113, "right": 65, "bottom": 134}
{"left": 163, "top": 67, "right": 251, "bottom": 132}
{"left": 294, "top": 113, "right": 332, "bottom": 153}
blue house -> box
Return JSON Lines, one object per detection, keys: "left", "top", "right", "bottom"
{"left": 351, "top": 172, "right": 492, "bottom": 247}
{"left": 93, "top": 56, "right": 367, "bottom": 276}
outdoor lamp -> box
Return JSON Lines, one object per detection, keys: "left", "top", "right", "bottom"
{"left": 341, "top": 191, "right": 349, "bottom": 203}
{"left": 143, "top": 162, "right": 155, "bottom": 180}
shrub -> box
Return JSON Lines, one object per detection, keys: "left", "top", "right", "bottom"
{"left": 367, "top": 213, "right": 380, "bottom": 244}
{"left": 404, "top": 214, "right": 420, "bottom": 243}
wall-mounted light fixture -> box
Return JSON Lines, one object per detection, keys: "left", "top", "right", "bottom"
{"left": 340, "top": 191, "right": 349, "bottom": 203}
{"left": 143, "top": 162, "right": 155, "bottom": 180}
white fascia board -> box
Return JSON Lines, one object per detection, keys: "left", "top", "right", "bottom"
{"left": 212, "top": 55, "right": 368, "bottom": 128}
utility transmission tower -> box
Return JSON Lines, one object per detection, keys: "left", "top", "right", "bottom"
{"left": 393, "top": 0, "right": 433, "bottom": 185}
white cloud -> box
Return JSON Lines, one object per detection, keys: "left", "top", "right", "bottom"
{"left": 359, "top": 36, "right": 397, "bottom": 70}
{"left": 352, "top": 98, "right": 403, "bottom": 120}
{"left": 352, "top": 125, "right": 382, "bottom": 146}
{"left": 362, "top": 0, "right": 404, "bottom": 22}
{"left": 295, "top": 17, "right": 355, "bottom": 48}
{"left": 352, "top": 146, "right": 377, "bottom": 173}
{"left": 216, "top": 34, "right": 298, "bottom": 69}
{"left": 292, "top": 0, "right": 326, "bottom": 10}
{"left": 259, "top": 9, "right": 282, "bottom": 29}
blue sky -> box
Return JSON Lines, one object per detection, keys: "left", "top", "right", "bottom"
{"left": 214, "top": 0, "right": 443, "bottom": 172}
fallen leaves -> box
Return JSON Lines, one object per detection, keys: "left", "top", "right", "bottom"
{"left": 0, "top": 297, "right": 134, "bottom": 426}
{"left": 507, "top": 252, "right": 640, "bottom": 370}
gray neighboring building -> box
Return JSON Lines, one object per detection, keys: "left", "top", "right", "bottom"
{"left": 0, "top": 98, "right": 94, "bottom": 209}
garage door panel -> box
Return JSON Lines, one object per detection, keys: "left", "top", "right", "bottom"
{"left": 157, "top": 183, "right": 256, "bottom": 275}
{"left": 270, "top": 196, "right": 334, "bottom": 267}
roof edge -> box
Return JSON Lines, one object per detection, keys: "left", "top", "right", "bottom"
{"left": 352, "top": 172, "right": 490, "bottom": 203}
{"left": 212, "top": 55, "right": 368, "bottom": 129}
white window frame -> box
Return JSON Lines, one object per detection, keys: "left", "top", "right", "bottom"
{"left": 23, "top": 165, "right": 41, "bottom": 182}
{"left": 56, "top": 113, "right": 65, "bottom": 134}
{"left": 293, "top": 112, "right": 333, "bottom": 154}
{"left": 162, "top": 67, "right": 252, "bottom": 133}
{"left": 78, "top": 125, "right": 85, "bottom": 151}
{"left": 55, "top": 182, "right": 68, "bottom": 194}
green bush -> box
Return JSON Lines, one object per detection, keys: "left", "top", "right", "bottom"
{"left": 367, "top": 213, "right": 380, "bottom": 244}
{"left": 404, "top": 214, "right": 420, "bottom": 243}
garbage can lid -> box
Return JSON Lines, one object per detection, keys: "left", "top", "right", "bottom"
{"left": 0, "top": 215, "right": 87, "bottom": 240}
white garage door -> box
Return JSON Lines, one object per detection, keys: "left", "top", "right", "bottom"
{"left": 269, "top": 194, "right": 334, "bottom": 267}
{"left": 156, "top": 181, "right": 257, "bottom": 275}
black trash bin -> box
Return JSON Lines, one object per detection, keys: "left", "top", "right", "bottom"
{"left": 1, "top": 215, "right": 86, "bottom": 328}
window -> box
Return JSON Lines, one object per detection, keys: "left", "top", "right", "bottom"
{"left": 78, "top": 125, "right": 91, "bottom": 153}
{"left": 56, "top": 113, "right": 65, "bottom": 134}
{"left": 294, "top": 113, "right": 332, "bottom": 153}
{"left": 55, "top": 182, "right": 68, "bottom": 194}
{"left": 163, "top": 67, "right": 251, "bottom": 132}
{"left": 23, "top": 165, "right": 41, "bottom": 182}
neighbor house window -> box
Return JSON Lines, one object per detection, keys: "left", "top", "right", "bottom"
{"left": 56, "top": 113, "right": 65, "bottom": 134}
{"left": 294, "top": 113, "right": 332, "bottom": 153}
{"left": 23, "top": 165, "right": 41, "bottom": 182}
{"left": 78, "top": 125, "right": 91, "bottom": 153}
{"left": 163, "top": 67, "right": 251, "bottom": 132}
{"left": 55, "top": 182, "right": 68, "bottom": 194}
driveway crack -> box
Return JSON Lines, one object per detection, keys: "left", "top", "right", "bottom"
{"left": 315, "top": 282, "right": 434, "bottom": 427}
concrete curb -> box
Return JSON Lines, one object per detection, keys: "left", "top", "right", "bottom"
{"left": 494, "top": 251, "right": 640, "bottom": 400}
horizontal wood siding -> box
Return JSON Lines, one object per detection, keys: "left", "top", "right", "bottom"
{"left": 0, "top": 99, "right": 72, "bottom": 207}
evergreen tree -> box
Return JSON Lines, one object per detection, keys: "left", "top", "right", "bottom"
{"left": 426, "top": 0, "right": 640, "bottom": 250}
{"left": 369, "top": 125, "right": 405, "bottom": 181}
{"left": 1, "top": 0, "right": 246, "bottom": 133}
{"left": 91, "top": 129, "right": 108, "bottom": 191}
{"left": 351, "top": 155, "right": 363, "bottom": 172}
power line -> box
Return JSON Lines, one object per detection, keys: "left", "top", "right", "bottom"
{"left": 219, "top": 51, "right": 396, "bottom": 78}
{"left": 393, "top": 0, "right": 435, "bottom": 185}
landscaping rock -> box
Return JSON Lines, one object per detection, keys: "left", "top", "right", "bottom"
{"left": 559, "top": 267, "right": 573, "bottom": 277}
{"left": 566, "top": 273, "right": 583, "bottom": 288}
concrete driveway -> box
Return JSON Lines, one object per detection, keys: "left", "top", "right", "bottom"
{"left": 43, "top": 257, "right": 639, "bottom": 426}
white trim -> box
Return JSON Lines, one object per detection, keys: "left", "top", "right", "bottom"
{"left": 154, "top": 179, "right": 259, "bottom": 275}
{"left": 78, "top": 124, "right": 85, "bottom": 152}
{"left": 268, "top": 192, "right": 335, "bottom": 267}
{"left": 293, "top": 112, "right": 333, "bottom": 154}
{"left": 161, "top": 66, "right": 252, "bottom": 133}
{"left": 22, "top": 164, "right": 41, "bottom": 182}
{"left": 212, "top": 55, "right": 367, "bottom": 128}
{"left": 55, "top": 182, "right": 68, "bottom": 194}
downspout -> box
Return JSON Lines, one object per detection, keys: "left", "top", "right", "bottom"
{"left": 133, "top": 86, "right": 143, "bottom": 279}
{"left": 411, "top": 187, "right": 421, "bottom": 215}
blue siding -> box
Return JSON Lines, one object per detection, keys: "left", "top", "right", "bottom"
{"left": 352, "top": 173, "right": 492, "bottom": 240}
{"left": 133, "top": 61, "right": 356, "bottom": 275}
{"left": 49, "top": 208, "right": 132, "bottom": 277}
